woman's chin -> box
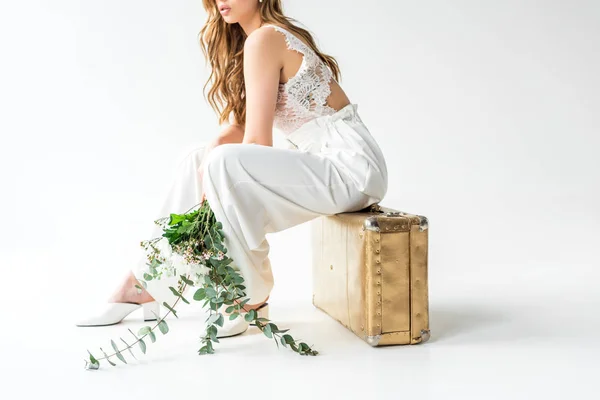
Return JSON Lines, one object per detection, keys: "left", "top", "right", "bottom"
{"left": 221, "top": 16, "right": 238, "bottom": 24}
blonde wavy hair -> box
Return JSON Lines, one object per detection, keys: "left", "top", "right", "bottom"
{"left": 198, "top": 0, "right": 342, "bottom": 126}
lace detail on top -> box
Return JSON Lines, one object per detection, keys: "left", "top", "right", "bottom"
{"left": 262, "top": 24, "right": 337, "bottom": 135}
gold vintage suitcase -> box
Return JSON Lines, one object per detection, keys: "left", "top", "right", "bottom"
{"left": 310, "top": 203, "right": 430, "bottom": 346}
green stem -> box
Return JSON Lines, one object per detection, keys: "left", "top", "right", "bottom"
{"left": 93, "top": 277, "right": 191, "bottom": 363}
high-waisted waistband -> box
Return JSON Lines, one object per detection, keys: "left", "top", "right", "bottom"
{"left": 284, "top": 102, "right": 388, "bottom": 203}
{"left": 285, "top": 103, "right": 361, "bottom": 151}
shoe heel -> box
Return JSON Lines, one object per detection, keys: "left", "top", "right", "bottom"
{"left": 142, "top": 301, "right": 160, "bottom": 321}
{"left": 249, "top": 302, "right": 269, "bottom": 326}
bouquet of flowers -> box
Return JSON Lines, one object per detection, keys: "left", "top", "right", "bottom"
{"left": 84, "top": 200, "right": 317, "bottom": 370}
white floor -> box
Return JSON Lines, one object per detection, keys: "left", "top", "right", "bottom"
{"left": 3, "top": 260, "right": 597, "bottom": 400}
{"left": 1, "top": 2, "right": 599, "bottom": 397}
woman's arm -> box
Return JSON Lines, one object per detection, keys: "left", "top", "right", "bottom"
{"left": 216, "top": 120, "right": 245, "bottom": 145}
{"left": 202, "top": 119, "right": 245, "bottom": 161}
{"left": 241, "top": 27, "right": 282, "bottom": 147}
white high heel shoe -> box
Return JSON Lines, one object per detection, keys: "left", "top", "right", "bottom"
{"left": 203, "top": 302, "right": 270, "bottom": 338}
{"left": 74, "top": 301, "right": 161, "bottom": 327}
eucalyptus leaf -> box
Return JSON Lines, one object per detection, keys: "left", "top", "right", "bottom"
{"left": 205, "top": 287, "right": 217, "bottom": 298}
{"left": 282, "top": 334, "right": 294, "bottom": 344}
{"left": 266, "top": 323, "right": 278, "bottom": 334}
{"left": 179, "top": 295, "right": 190, "bottom": 304}
{"left": 263, "top": 323, "right": 273, "bottom": 338}
{"left": 238, "top": 298, "right": 250, "bottom": 307}
{"left": 110, "top": 339, "right": 120, "bottom": 354}
{"left": 138, "top": 338, "right": 147, "bottom": 354}
{"left": 225, "top": 305, "right": 236, "bottom": 314}
{"left": 207, "top": 325, "right": 217, "bottom": 338}
{"left": 229, "top": 312, "right": 240, "bottom": 320}
{"left": 120, "top": 338, "right": 137, "bottom": 360}
{"left": 87, "top": 350, "right": 98, "bottom": 365}
{"left": 193, "top": 288, "right": 206, "bottom": 301}
{"left": 206, "top": 313, "right": 220, "bottom": 325}
{"left": 162, "top": 302, "right": 179, "bottom": 318}
{"left": 180, "top": 275, "right": 195, "bottom": 285}
{"left": 100, "top": 347, "right": 116, "bottom": 366}
{"left": 111, "top": 339, "right": 127, "bottom": 364}
{"left": 158, "top": 319, "right": 169, "bottom": 334}
{"left": 138, "top": 326, "right": 151, "bottom": 336}
{"left": 128, "top": 328, "right": 139, "bottom": 341}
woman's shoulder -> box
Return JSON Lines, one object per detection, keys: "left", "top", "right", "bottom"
{"left": 243, "top": 25, "right": 289, "bottom": 69}
{"left": 245, "top": 24, "right": 287, "bottom": 50}
{"left": 255, "top": 24, "right": 311, "bottom": 55}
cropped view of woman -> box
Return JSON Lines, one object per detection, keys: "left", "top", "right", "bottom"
{"left": 75, "top": 0, "right": 388, "bottom": 338}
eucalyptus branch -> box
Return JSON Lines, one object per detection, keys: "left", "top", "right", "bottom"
{"left": 84, "top": 277, "right": 191, "bottom": 369}
{"left": 83, "top": 199, "right": 319, "bottom": 370}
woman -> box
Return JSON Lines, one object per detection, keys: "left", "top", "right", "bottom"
{"left": 75, "top": 0, "right": 388, "bottom": 338}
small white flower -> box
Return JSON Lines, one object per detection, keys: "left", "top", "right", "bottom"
{"left": 189, "top": 262, "right": 211, "bottom": 277}
{"left": 154, "top": 237, "right": 172, "bottom": 259}
{"left": 169, "top": 252, "right": 189, "bottom": 276}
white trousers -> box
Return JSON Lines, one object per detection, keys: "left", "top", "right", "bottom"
{"left": 132, "top": 103, "right": 388, "bottom": 306}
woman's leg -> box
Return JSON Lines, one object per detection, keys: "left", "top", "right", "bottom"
{"left": 202, "top": 142, "right": 374, "bottom": 306}
{"left": 110, "top": 142, "right": 278, "bottom": 311}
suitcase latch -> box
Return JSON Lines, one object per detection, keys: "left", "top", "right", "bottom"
{"left": 385, "top": 211, "right": 406, "bottom": 217}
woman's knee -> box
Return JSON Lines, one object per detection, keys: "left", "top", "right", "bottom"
{"left": 203, "top": 143, "right": 248, "bottom": 177}
{"left": 204, "top": 143, "right": 239, "bottom": 166}
{"left": 181, "top": 142, "right": 209, "bottom": 161}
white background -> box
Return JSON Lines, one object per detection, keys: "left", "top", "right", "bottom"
{"left": 0, "top": 1, "right": 598, "bottom": 399}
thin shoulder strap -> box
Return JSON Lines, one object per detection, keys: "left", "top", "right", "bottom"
{"left": 262, "top": 24, "right": 309, "bottom": 55}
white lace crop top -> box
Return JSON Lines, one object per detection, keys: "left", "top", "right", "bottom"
{"left": 262, "top": 24, "right": 338, "bottom": 135}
